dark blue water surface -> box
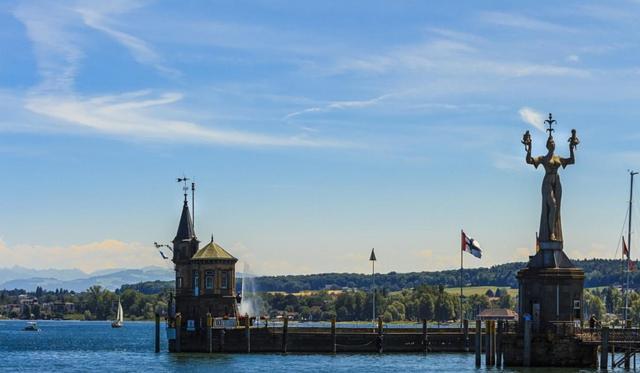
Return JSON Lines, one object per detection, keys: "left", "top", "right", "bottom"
{"left": 0, "top": 320, "right": 600, "bottom": 372}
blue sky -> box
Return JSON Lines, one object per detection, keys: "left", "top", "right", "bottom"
{"left": 1, "top": 0, "right": 639, "bottom": 274}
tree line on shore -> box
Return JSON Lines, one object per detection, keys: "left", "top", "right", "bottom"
{"left": 3, "top": 283, "right": 640, "bottom": 325}
{"left": 1, "top": 258, "right": 637, "bottom": 323}
{"left": 259, "top": 285, "right": 515, "bottom": 322}
{"left": 0, "top": 282, "right": 513, "bottom": 322}
{"left": 247, "top": 259, "right": 637, "bottom": 293}
{"left": 0, "top": 283, "right": 168, "bottom": 321}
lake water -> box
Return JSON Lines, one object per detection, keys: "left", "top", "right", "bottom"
{"left": 0, "top": 320, "right": 602, "bottom": 372}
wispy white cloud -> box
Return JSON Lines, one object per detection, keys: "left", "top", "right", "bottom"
{"left": 13, "top": 2, "right": 84, "bottom": 93}
{"left": 12, "top": 2, "right": 340, "bottom": 148}
{"left": 578, "top": 4, "right": 639, "bottom": 22}
{"left": 25, "top": 91, "right": 343, "bottom": 147}
{"left": 284, "top": 94, "right": 393, "bottom": 119}
{"left": 519, "top": 107, "right": 545, "bottom": 133}
{"left": 0, "top": 238, "right": 167, "bottom": 272}
{"left": 76, "top": 6, "right": 179, "bottom": 77}
{"left": 566, "top": 54, "right": 580, "bottom": 63}
{"left": 330, "top": 36, "right": 589, "bottom": 80}
{"left": 479, "top": 11, "right": 577, "bottom": 33}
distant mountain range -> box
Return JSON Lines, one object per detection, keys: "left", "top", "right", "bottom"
{"left": 0, "top": 266, "right": 174, "bottom": 292}
{"left": 0, "top": 259, "right": 631, "bottom": 294}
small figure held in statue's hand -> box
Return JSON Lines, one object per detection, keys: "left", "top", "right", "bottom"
{"left": 568, "top": 129, "right": 580, "bottom": 150}
{"left": 522, "top": 130, "right": 532, "bottom": 152}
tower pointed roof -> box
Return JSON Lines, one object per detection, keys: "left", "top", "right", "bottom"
{"left": 192, "top": 236, "right": 236, "bottom": 261}
{"left": 174, "top": 199, "right": 195, "bottom": 241}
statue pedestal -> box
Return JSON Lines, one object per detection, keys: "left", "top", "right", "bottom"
{"left": 517, "top": 266, "right": 585, "bottom": 331}
{"left": 517, "top": 243, "right": 584, "bottom": 330}
{"left": 505, "top": 246, "right": 589, "bottom": 367}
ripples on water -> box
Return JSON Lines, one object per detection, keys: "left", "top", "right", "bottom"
{"left": 0, "top": 320, "right": 598, "bottom": 372}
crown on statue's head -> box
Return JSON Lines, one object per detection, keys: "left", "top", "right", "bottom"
{"left": 544, "top": 113, "right": 556, "bottom": 137}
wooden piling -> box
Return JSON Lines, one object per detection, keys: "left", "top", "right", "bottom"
{"left": 523, "top": 319, "right": 531, "bottom": 367}
{"left": 377, "top": 317, "right": 384, "bottom": 353}
{"left": 245, "top": 314, "right": 251, "bottom": 353}
{"left": 475, "top": 319, "right": 482, "bottom": 367}
{"left": 331, "top": 317, "right": 337, "bottom": 354}
{"left": 600, "top": 327, "right": 609, "bottom": 369}
{"left": 154, "top": 313, "right": 160, "bottom": 353}
{"left": 625, "top": 350, "right": 631, "bottom": 369}
{"left": 422, "top": 319, "right": 428, "bottom": 353}
{"left": 206, "top": 313, "right": 212, "bottom": 353}
{"left": 612, "top": 342, "right": 615, "bottom": 367}
{"left": 175, "top": 314, "right": 182, "bottom": 353}
{"left": 282, "top": 317, "right": 288, "bottom": 353}
{"left": 496, "top": 320, "right": 503, "bottom": 368}
{"left": 485, "top": 321, "right": 492, "bottom": 366}
{"left": 492, "top": 321, "right": 497, "bottom": 366}
{"left": 220, "top": 329, "right": 225, "bottom": 353}
{"left": 463, "top": 319, "right": 469, "bottom": 352}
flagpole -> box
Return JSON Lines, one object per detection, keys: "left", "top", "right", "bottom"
{"left": 370, "top": 248, "right": 377, "bottom": 327}
{"left": 373, "top": 258, "right": 375, "bottom": 324}
{"left": 460, "top": 230, "right": 463, "bottom": 330}
{"left": 624, "top": 235, "right": 628, "bottom": 324}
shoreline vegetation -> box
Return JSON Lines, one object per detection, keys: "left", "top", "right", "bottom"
{"left": 0, "top": 284, "right": 632, "bottom": 325}
{"left": 0, "top": 259, "right": 636, "bottom": 324}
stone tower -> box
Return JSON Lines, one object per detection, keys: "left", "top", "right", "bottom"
{"left": 172, "top": 195, "right": 238, "bottom": 330}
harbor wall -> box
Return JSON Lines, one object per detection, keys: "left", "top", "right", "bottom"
{"left": 170, "top": 327, "right": 476, "bottom": 353}
{"left": 501, "top": 334, "right": 597, "bottom": 367}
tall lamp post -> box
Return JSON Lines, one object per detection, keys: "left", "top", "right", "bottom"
{"left": 370, "top": 248, "right": 377, "bottom": 324}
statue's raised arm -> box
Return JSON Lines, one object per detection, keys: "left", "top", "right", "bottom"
{"left": 522, "top": 130, "right": 541, "bottom": 168}
{"left": 561, "top": 129, "right": 579, "bottom": 168}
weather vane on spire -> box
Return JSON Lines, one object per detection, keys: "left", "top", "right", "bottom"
{"left": 544, "top": 113, "right": 556, "bottom": 136}
{"left": 177, "top": 176, "right": 190, "bottom": 202}
{"left": 176, "top": 175, "right": 196, "bottom": 225}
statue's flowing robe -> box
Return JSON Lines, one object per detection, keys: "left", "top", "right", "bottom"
{"left": 531, "top": 155, "right": 571, "bottom": 242}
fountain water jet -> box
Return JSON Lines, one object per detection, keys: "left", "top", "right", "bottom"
{"left": 239, "top": 262, "right": 261, "bottom": 318}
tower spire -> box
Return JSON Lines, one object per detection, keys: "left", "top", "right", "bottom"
{"left": 174, "top": 177, "right": 195, "bottom": 241}
{"left": 174, "top": 198, "right": 195, "bottom": 241}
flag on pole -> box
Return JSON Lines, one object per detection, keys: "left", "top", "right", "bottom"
{"left": 461, "top": 230, "right": 482, "bottom": 259}
{"left": 623, "top": 236, "right": 629, "bottom": 259}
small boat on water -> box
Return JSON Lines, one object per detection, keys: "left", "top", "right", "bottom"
{"left": 111, "top": 299, "right": 124, "bottom": 328}
{"left": 24, "top": 321, "right": 40, "bottom": 331}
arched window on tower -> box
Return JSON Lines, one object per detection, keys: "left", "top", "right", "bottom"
{"left": 221, "top": 270, "right": 229, "bottom": 290}
{"left": 205, "top": 271, "right": 215, "bottom": 290}
{"left": 193, "top": 270, "right": 200, "bottom": 296}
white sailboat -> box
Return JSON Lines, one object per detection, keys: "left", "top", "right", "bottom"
{"left": 112, "top": 299, "right": 124, "bottom": 328}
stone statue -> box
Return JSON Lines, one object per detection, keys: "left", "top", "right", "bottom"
{"left": 522, "top": 114, "right": 579, "bottom": 244}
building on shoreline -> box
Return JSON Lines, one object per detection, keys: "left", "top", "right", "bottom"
{"left": 171, "top": 193, "right": 239, "bottom": 332}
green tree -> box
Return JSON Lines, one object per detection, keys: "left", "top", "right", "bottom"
{"left": 21, "top": 304, "right": 31, "bottom": 319}
{"left": 383, "top": 311, "right": 393, "bottom": 323}
{"left": 32, "top": 304, "right": 41, "bottom": 319}
{"left": 418, "top": 295, "right": 435, "bottom": 320}
{"left": 499, "top": 294, "right": 515, "bottom": 310}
